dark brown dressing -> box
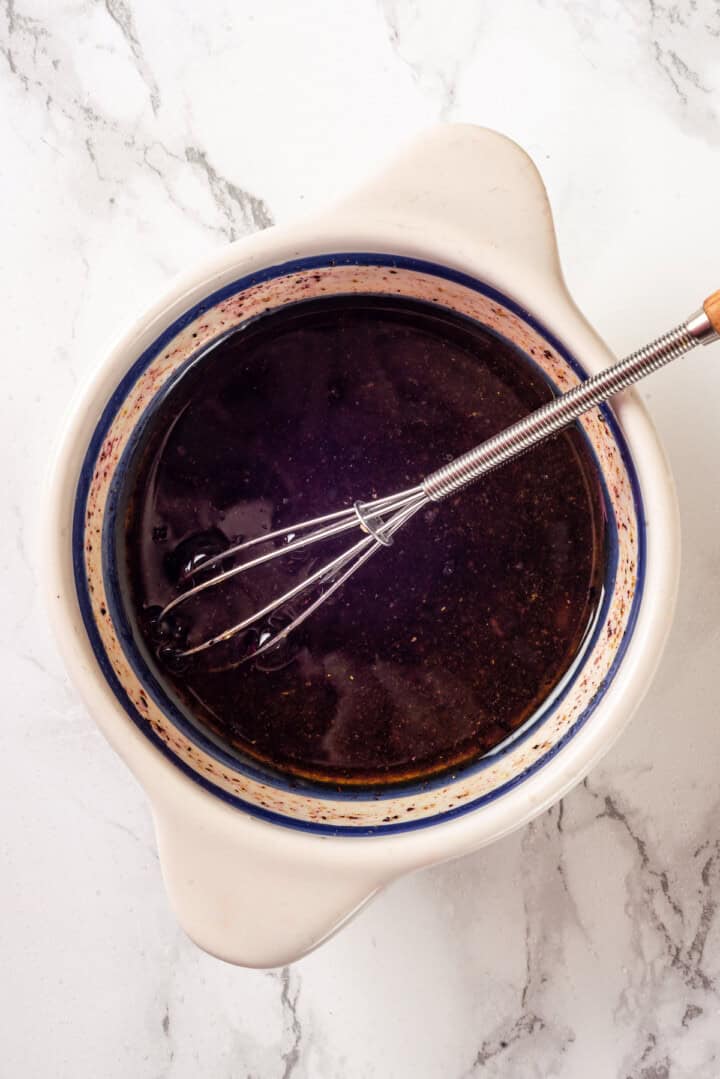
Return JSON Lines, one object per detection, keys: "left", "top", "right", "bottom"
{"left": 120, "top": 295, "right": 607, "bottom": 787}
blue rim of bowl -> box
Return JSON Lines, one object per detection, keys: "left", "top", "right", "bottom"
{"left": 72, "top": 252, "right": 646, "bottom": 837}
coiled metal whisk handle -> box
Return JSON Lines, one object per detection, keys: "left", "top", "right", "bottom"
{"left": 423, "top": 293, "right": 720, "bottom": 502}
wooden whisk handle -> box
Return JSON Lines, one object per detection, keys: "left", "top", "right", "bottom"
{"left": 703, "top": 289, "right": 720, "bottom": 336}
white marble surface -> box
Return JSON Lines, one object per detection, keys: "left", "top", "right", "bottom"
{"left": 2, "top": 0, "right": 720, "bottom": 1075}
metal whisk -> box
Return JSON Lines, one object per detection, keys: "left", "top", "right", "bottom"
{"left": 161, "top": 291, "right": 720, "bottom": 662}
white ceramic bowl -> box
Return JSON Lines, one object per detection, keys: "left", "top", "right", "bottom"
{"left": 44, "top": 126, "right": 680, "bottom": 967}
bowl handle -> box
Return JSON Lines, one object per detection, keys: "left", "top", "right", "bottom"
{"left": 151, "top": 784, "right": 384, "bottom": 968}
{"left": 333, "top": 123, "right": 562, "bottom": 282}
